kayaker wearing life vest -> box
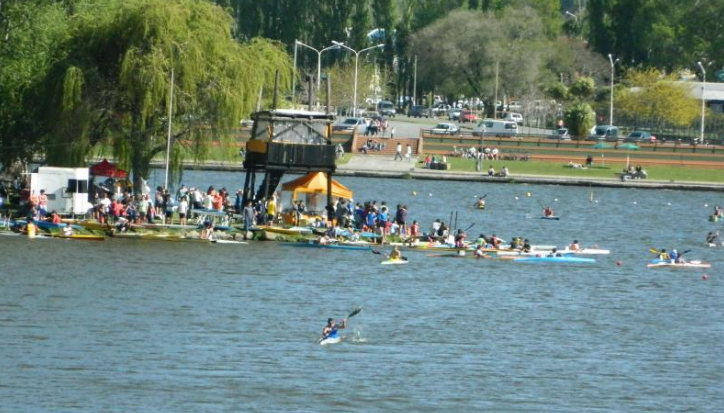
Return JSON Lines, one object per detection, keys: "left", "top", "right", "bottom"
{"left": 543, "top": 206, "right": 554, "bottom": 217}
{"left": 522, "top": 239, "right": 532, "bottom": 253}
{"left": 475, "top": 197, "right": 486, "bottom": 209}
{"left": 706, "top": 232, "right": 719, "bottom": 245}
{"left": 389, "top": 246, "right": 402, "bottom": 260}
{"left": 669, "top": 249, "right": 686, "bottom": 264}
{"left": 658, "top": 249, "right": 670, "bottom": 261}
{"left": 322, "top": 317, "right": 347, "bottom": 340}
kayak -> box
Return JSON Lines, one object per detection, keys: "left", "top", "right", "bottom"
{"left": 381, "top": 258, "right": 408, "bottom": 265}
{"left": 51, "top": 233, "right": 105, "bottom": 241}
{"left": 647, "top": 260, "right": 711, "bottom": 269}
{"left": 540, "top": 216, "right": 560, "bottom": 221}
{"left": 256, "top": 225, "right": 312, "bottom": 235}
{"left": 280, "top": 242, "right": 372, "bottom": 251}
{"left": 211, "top": 239, "right": 248, "bottom": 245}
{"left": 557, "top": 248, "right": 611, "bottom": 255}
{"left": 319, "top": 330, "right": 342, "bottom": 345}
{"left": 514, "top": 256, "right": 595, "bottom": 264}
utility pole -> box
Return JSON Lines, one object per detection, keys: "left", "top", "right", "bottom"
{"left": 413, "top": 55, "right": 417, "bottom": 105}
{"left": 493, "top": 61, "right": 499, "bottom": 119}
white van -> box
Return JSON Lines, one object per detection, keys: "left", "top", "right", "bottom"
{"left": 472, "top": 119, "right": 519, "bottom": 137}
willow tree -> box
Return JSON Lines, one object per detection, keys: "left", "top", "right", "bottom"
{"left": 42, "top": 0, "right": 291, "bottom": 190}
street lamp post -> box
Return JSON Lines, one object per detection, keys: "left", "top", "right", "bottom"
{"left": 565, "top": 11, "right": 582, "bottom": 41}
{"left": 608, "top": 54, "right": 619, "bottom": 125}
{"left": 697, "top": 61, "right": 713, "bottom": 144}
{"left": 332, "top": 41, "right": 384, "bottom": 117}
{"left": 294, "top": 40, "right": 339, "bottom": 107}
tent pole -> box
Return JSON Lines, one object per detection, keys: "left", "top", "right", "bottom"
{"left": 327, "top": 172, "right": 333, "bottom": 225}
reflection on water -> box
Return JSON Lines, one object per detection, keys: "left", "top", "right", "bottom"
{"left": 1, "top": 173, "right": 724, "bottom": 412}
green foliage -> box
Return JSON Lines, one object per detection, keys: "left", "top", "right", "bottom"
{"left": 546, "top": 82, "right": 569, "bottom": 101}
{"left": 409, "top": 8, "right": 547, "bottom": 100}
{"left": 564, "top": 101, "right": 595, "bottom": 139}
{"left": 569, "top": 77, "right": 596, "bottom": 100}
{"left": 617, "top": 68, "right": 699, "bottom": 128}
{"left": 40, "top": 0, "right": 291, "bottom": 190}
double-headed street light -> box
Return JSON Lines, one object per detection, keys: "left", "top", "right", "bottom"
{"left": 697, "top": 61, "right": 713, "bottom": 144}
{"left": 332, "top": 41, "right": 384, "bottom": 117}
{"left": 294, "top": 40, "right": 339, "bottom": 107}
{"left": 608, "top": 54, "right": 619, "bottom": 125}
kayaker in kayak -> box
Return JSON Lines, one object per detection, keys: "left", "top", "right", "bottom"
{"left": 474, "top": 244, "right": 487, "bottom": 258}
{"left": 389, "top": 246, "right": 402, "bottom": 260}
{"left": 454, "top": 228, "right": 467, "bottom": 248}
{"left": 547, "top": 247, "right": 562, "bottom": 257}
{"left": 62, "top": 223, "right": 73, "bottom": 236}
{"left": 543, "top": 206, "right": 555, "bottom": 217}
{"left": 670, "top": 249, "right": 686, "bottom": 264}
{"left": 706, "top": 232, "right": 719, "bottom": 245}
{"left": 568, "top": 240, "right": 580, "bottom": 251}
{"left": 522, "top": 239, "right": 532, "bottom": 253}
{"left": 322, "top": 317, "right": 347, "bottom": 341}
{"left": 658, "top": 249, "right": 670, "bottom": 261}
{"left": 475, "top": 197, "right": 486, "bottom": 209}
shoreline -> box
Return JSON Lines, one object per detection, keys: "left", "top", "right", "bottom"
{"left": 159, "top": 161, "right": 724, "bottom": 192}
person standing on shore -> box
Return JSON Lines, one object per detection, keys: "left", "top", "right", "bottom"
{"left": 394, "top": 142, "right": 403, "bottom": 161}
{"left": 405, "top": 144, "right": 412, "bottom": 162}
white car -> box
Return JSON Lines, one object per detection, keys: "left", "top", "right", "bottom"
{"left": 430, "top": 122, "right": 460, "bottom": 135}
{"left": 504, "top": 112, "right": 523, "bottom": 125}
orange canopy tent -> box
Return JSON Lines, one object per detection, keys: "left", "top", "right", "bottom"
{"left": 281, "top": 172, "right": 353, "bottom": 200}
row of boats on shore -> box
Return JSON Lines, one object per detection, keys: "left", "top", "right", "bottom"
{"left": 1, "top": 216, "right": 712, "bottom": 269}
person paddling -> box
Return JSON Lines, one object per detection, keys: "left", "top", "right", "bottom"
{"left": 568, "top": 240, "right": 580, "bottom": 251}
{"left": 475, "top": 197, "right": 486, "bottom": 209}
{"left": 706, "top": 232, "right": 719, "bottom": 245}
{"left": 389, "top": 246, "right": 403, "bottom": 260}
{"left": 543, "top": 206, "right": 555, "bottom": 217}
{"left": 321, "top": 317, "right": 347, "bottom": 341}
{"left": 669, "top": 249, "right": 686, "bottom": 264}
{"left": 658, "top": 248, "right": 670, "bottom": 261}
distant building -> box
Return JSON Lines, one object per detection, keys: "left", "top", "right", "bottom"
{"left": 681, "top": 81, "right": 724, "bottom": 114}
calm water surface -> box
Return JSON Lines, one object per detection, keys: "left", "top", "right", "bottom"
{"left": 1, "top": 172, "right": 723, "bottom": 412}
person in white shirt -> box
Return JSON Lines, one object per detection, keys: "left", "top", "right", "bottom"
{"left": 394, "top": 143, "right": 403, "bottom": 161}
{"left": 178, "top": 197, "right": 189, "bottom": 225}
{"left": 405, "top": 144, "right": 412, "bottom": 162}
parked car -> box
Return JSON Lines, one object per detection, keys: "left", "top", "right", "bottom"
{"left": 508, "top": 100, "right": 523, "bottom": 111}
{"left": 472, "top": 119, "right": 518, "bottom": 137}
{"left": 503, "top": 112, "right": 524, "bottom": 125}
{"left": 459, "top": 110, "right": 480, "bottom": 123}
{"left": 625, "top": 131, "right": 654, "bottom": 142}
{"left": 408, "top": 105, "right": 430, "bottom": 118}
{"left": 333, "top": 117, "right": 364, "bottom": 132}
{"left": 377, "top": 100, "right": 396, "bottom": 117}
{"left": 431, "top": 104, "right": 451, "bottom": 117}
{"left": 548, "top": 128, "right": 571, "bottom": 140}
{"left": 430, "top": 122, "right": 460, "bottom": 135}
{"left": 588, "top": 125, "right": 620, "bottom": 141}
{"left": 447, "top": 107, "right": 462, "bottom": 121}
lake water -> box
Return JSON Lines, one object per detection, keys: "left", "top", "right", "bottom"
{"left": 1, "top": 172, "right": 723, "bottom": 412}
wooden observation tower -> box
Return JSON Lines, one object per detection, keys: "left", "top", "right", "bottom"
{"left": 242, "top": 77, "right": 337, "bottom": 217}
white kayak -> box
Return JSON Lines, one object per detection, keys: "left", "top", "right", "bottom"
{"left": 647, "top": 260, "right": 711, "bottom": 269}
{"left": 212, "top": 239, "right": 248, "bottom": 245}
{"left": 319, "top": 330, "right": 342, "bottom": 345}
{"left": 381, "top": 258, "right": 408, "bottom": 265}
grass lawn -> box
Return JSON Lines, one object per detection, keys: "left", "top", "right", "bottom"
{"left": 441, "top": 158, "right": 724, "bottom": 183}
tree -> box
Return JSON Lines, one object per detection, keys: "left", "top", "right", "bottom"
{"left": 328, "top": 61, "right": 389, "bottom": 114}
{"left": 348, "top": 0, "right": 371, "bottom": 50}
{"left": 409, "top": 8, "right": 546, "bottom": 101}
{"left": 564, "top": 101, "right": 595, "bottom": 140}
{"left": 569, "top": 77, "right": 596, "bottom": 100}
{"left": 616, "top": 68, "right": 699, "bottom": 128}
{"left": 0, "top": 0, "right": 68, "bottom": 166}
{"left": 40, "top": 0, "right": 292, "bottom": 191}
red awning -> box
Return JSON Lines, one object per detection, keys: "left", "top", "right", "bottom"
{"left": 90, "top": 159, "right": 128, "bottom": 178}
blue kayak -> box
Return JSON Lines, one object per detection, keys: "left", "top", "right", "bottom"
{"left": 514, "top": 256, "right": 595, "bottom": 264}
{"left": 280, "top": 242, "right": 372, "bottom": 251}
{"left": 540, "top": 216, "right": 561, "bottom": 221}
